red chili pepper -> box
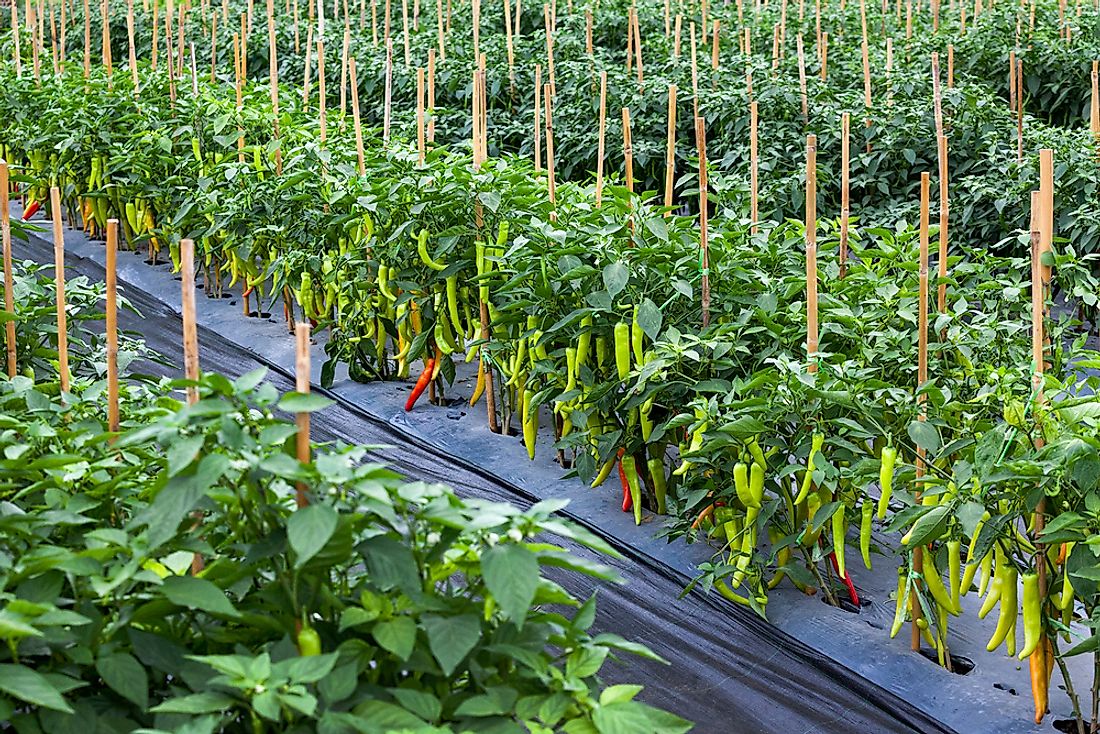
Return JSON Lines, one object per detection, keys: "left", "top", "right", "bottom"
{"left": 21, "top": 200, "right": 41, "bottom": 220}
{"left": 828, "top": 551, "right": 861, "bottom": 607}
{"left": 616, "top": 448, "right": 631, "bottom": 512}
{"left": 404, "top": 358, "right": 436, "bottom": 411}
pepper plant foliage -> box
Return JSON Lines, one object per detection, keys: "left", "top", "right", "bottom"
{"left": 0, "top": 288, "right": 689, "bottom": 734}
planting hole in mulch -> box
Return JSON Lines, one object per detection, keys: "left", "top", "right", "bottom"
{"left": 916, "top": 648, "right": 974, "bottom": 675}
{"left": 820, "top": 592, "right": 863, "bottom": 614}
{"left": 993, "top": 682, "right": 1018, "bottom": 696}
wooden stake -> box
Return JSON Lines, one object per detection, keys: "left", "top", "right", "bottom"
{"left": 595, "top": 70, "right": 606, "bottom": 206}
{"left": 350, "top": 57, "right": 365, "bottom": 175}
{"left": 696, "top": 116, "right": 709, "bottom": 327}
{"left": 937, "top": 135, "right": 948, "bottom": 312}
{"left": 339, "top": 21, "right": 350, "bottom": 114}
{"left": 709, "top": 19, "right": 718, "bottom": 73}
{"left": 947, "top": 44, "right": 954, "bottom": 87}
{"left": 209, "top": 9, "right": 217, "bottom": 82}
{"left": 931, "top": 51, "right": 943, "bottom": 140}
{"left": 51, "top": 188, "right": 70, "bottom": 394}
{"left": 664, "top": 84, "right": 677, "bottom": 213}
{"left": 545, "top": 84, "right": 557, "bottom": 220}
{"left": 416, "top": 66, "right": 425, "bottom": 165}
{"left": 382, "top": 38, "right": 392, "bottom": 143}
{"left": 861, "top": 0, "right": 872, "bottom": 147}
{"left": 840, "top": 112, "right": 849, "bottom": 277}
{"left": 820, "top": 31, "right": 827, "bottom": 80}
{"left": 690, "top": 21, "right": 699, "bottom": 117}
{"left": 401, "top": 0, "right": 410, "bottom": 65}
{"left": 1038, "top": 149, "right": 1053, "bottom": 309}
{"left": 294, "top": 322, "right": 311, "bottom": 507}
{"left": 1017, "top": 59, "right": 1023, "bottom": 162}
{"left": 180, "top": 237, "right": 200, "bottom": 405}
{"left": 504, "top": 0, "right": 515, "bottom": 87}
{"left": 622, "top": 107, "right": 634, "bottom": 197}
{"left": 750, "top": 100, "right": 759, "bottom": 234}
{"left": 797, "top": 33, "right": 808, "bottom": 123}
{"left": 544, "top": 3, "right": 555, "bottom": 94}
{"left": 806, "top": 136, "right": 817, "bottom": 372}
{"left": 673, "top": 13, "right": 681, "bottom": 56}
{"left": 267, "top": 0, "right": 282, "bottom": 174}
{"left": 635, "top": 5, "right": 645, "bottom": 87}
{"left": 12, "top": 2, "right": 21, "bottom": 79}
{"left": 83, "top": 0, "right": 90, "bottom": 77}
{"left": 533, "top": 64, "right": 542, "bottom": 169}
{"left": 1090, "top": 61, "right": 1099, "bottom": 144}
{"left": 0, "top": 161, "right": 15, "bottom": 378}
{"left": 427, "top": 49, "right": 436, "bottom": 142}
{"left": 106, "top": 219, "right": 119, "bottom": 432}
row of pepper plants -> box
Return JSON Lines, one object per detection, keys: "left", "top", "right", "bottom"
{"left": 3, "top": 0, "right": 1100, "bottom": 726}
{"left": 0, "top": 260, "right": 691, "bottom": 730}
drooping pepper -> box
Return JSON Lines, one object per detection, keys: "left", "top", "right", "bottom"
{"left": 404, "top": 358, "right": 436, "bottom": 411}
{"left": 889, "top": 568, "right": 908, "bottom": 638}
{"left": 794, "top": 432, "right": 825, "bottom": 504}
{"left": 613, "top": 321, "right": 631, "bottom": 381}
{"left": 922, "top": 551, "right": 960, "bottom": 616}
{"left": 987, "top": 564, "right": 1019, "bottom": 652}
{"left": 1017, "top": 573, "right": 1041, "bottom": 660}
{"left": 876, "top": 445, "right": 897, "bottom": 519}
{"left": 832, "top": 505, "right": 847, "bottom": 578}
{"left": 860, "top": 499, "right": 874, "bottom": 569}
{"left": 522, "top": 388, "right": 538, "bottom": 459}
{"left": 621, "top": 454, "right": 643, "bottom": 525}
{"left": 947, "top": 539, "right": 962, "bottom": 610}
{"left": 647, "top": 456, "right": 667, "bottom": 515}
{"left": 297, "top": 625, "right": 322, "bottom": 656}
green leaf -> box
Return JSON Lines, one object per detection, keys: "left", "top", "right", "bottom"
{"left": 0, "top": 663, "right": 74, "bottom": 713}
{"left": 636, "top": 299, "right": 663, "bottom": 342}
{"left": 372, "top": 617, "right": 417, "bottom": 660}
{"left": 390, "top": 688, "right": 442, "bottom": 722}
{"left": 137, "top": 453, "right": 230, "bottom": 549}
{"left": 602, "top": 262, "right": 628, "bottom": 300}
{"left": 160, "top": 576, "right": 240, "bottom": 618}
{"left": 907, "top": 421, "right": 941, "bottom": 455}
{"left": 288, "top": 504, "right": 338, "bottom": 568}
{"left": 278, "top": 392, "right": 334, "bottom": 413}
{"left": 643, "top": 217, "right": 669, "bottom": 242}
{"left": 599, "top": 685, "right": 643, "bottom": 706}
{"left": 422, "top": 613, "right": 480, "bottom": 676}
{"left": 96, "top": 652, "right": 148, "bottom": 710}
{"left": 361, "top": 536, "right": 422, "bottom": 594}
{"left": 904, "top": 505, "right": 951, "bottom": 547}
{"left": 481, "top": 544, "right": 539, "bottom": 626}
{"left": 151, "top": 691, "right": 239, "bottom": 713}
{"left": 593, "top": 701, "right": 692, "bottom": 734}
{"left": 282, "top": 653, "right": 339, "bottom": 683}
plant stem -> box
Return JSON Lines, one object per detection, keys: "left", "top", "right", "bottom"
{"left": 1050, "top": 635, "right": 1086, "bottom": 734}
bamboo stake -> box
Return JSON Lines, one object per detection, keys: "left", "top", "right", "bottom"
{"left": 635, "top": 5, "right": 645, "bottom": 87}
{"left": 861, "top": 0, "right": 871, "bottom": 148}
{"left": 350, "top": 57, "right": 365, "bottom": 175}
{"left": 696, "top": 116, "right": 709, "bottom": 327}
{"left": 58, "top": 0, "right": 66, "bottom": 73}
{"left": 912, "top": 171, "right": 931, "bottom": 652}
{"left": 181, "top": 237, "right": 200, "bottom": 406}
{"left": 664, "top": 84, "right": 677, "bottom": 213}
{"left": 1090, "top": 61, "right": 1099, "bottom": 145}
{"left": 504, "top": 0, "right": 515, "bottom": 88}
{"left": 622, "top": 107, "right": 634, "bottom": 198}
{"left": 339, "top": 20, "right": 350, "bottom": 114}
{"left": 267, "top": 0, "right": 282, "bottom": 174}
{"left": 102, "top": 0, "right": 113, "bottom": 80}
{"left": 745, "top": 28, "right": 753, "bottom": 99}
{"left": 797, "top": 34, "right": 808, "bottom": 123}
{"left": 840, "top": 113, "right": 849, "bottom": 277}
{"left": 30, "top": 4, "right": 39, "bottom": 85}
{"left": 709, "top": 19, "right": 718, "bottom": 74}
{"left": 401, "top": 0, "right": 410, "bottom": 65}
{"left": 294, "top": 322, "right": 311, "bottom": 507}
{"left": 0, "top": 162, "right": 14, "bottom": 377}
{"left": 690, "top": 21, "right": 699, "bottom": 117}
{"left": 416, "top": 66, "right": 425, "bottom": 165}
{"left": 383, "top": 38, "right": 392, "bottom": 143}
{"left": 947, "top": 45, "right": 954, "bottom": 87}
{"left": 51, "top": 188, "right": 69, "bottom": 394}
{"left": 673, "top": 13, "right": 681, "bottom": 56}
{"left": 12, "top": 2, "right": 21, "bottom": 79}
{"left": 937, "top": 135, "right": 948, "bottom": 313}
{"left": 544, "top": 3, "right": 554, "bottom": 94}
{"left": 585, "top": 8, "right": 592, "bottom": 53}
{"left": 106, "top": 219, "right": 119, "bottom": 432}
{"left": 595, "top": 70, "right": 606, "bottom": 206}
{"left": 1016, "top": 59, "right": 1023, "bottom": 162}
{"left": 48, "top": 3, "right": 57, "bottom": 76}
{"left": 427, "top": 49, "right": 436, "bottom": 142}
{"left": 545, "top": 84, "right": 557, "bottom": 220}
{"left": 820, "top": 31, "right": 827, "bottom": 80}
{"left": 1038, "top": 149, "right": 1053, "bottom": 313}
{"left": 209, "top": 9, "right": 217, "bottom": 82}
{"left": 932, "top": 51, "right": 943, "bottom": 140}
{"left": 806, "top": 135, "right": 817, "bottom": 373}
{"left": 82, "top": 0, "right": 89, "bottom": 77}
{"left": 750, "top": 100, "right": 759, "bottom": 234}
{"left": 1009, "top": 49, "right": 1016, "bottom": 114}
{"left": 533, "top": 64, "right": 542, "bottom": 169}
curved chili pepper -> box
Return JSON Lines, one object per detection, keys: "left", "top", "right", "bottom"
{"left": 617, "top": 452, "right": 631, "bottom": 513}
{"left": 828, "top": 551, "right": 860, "bottom": 607}
{"left": 21, "top": 199, "right": 41, "bottom": 220}
{"left": 404, "top": 357, "right": 436, "bottom": 411}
